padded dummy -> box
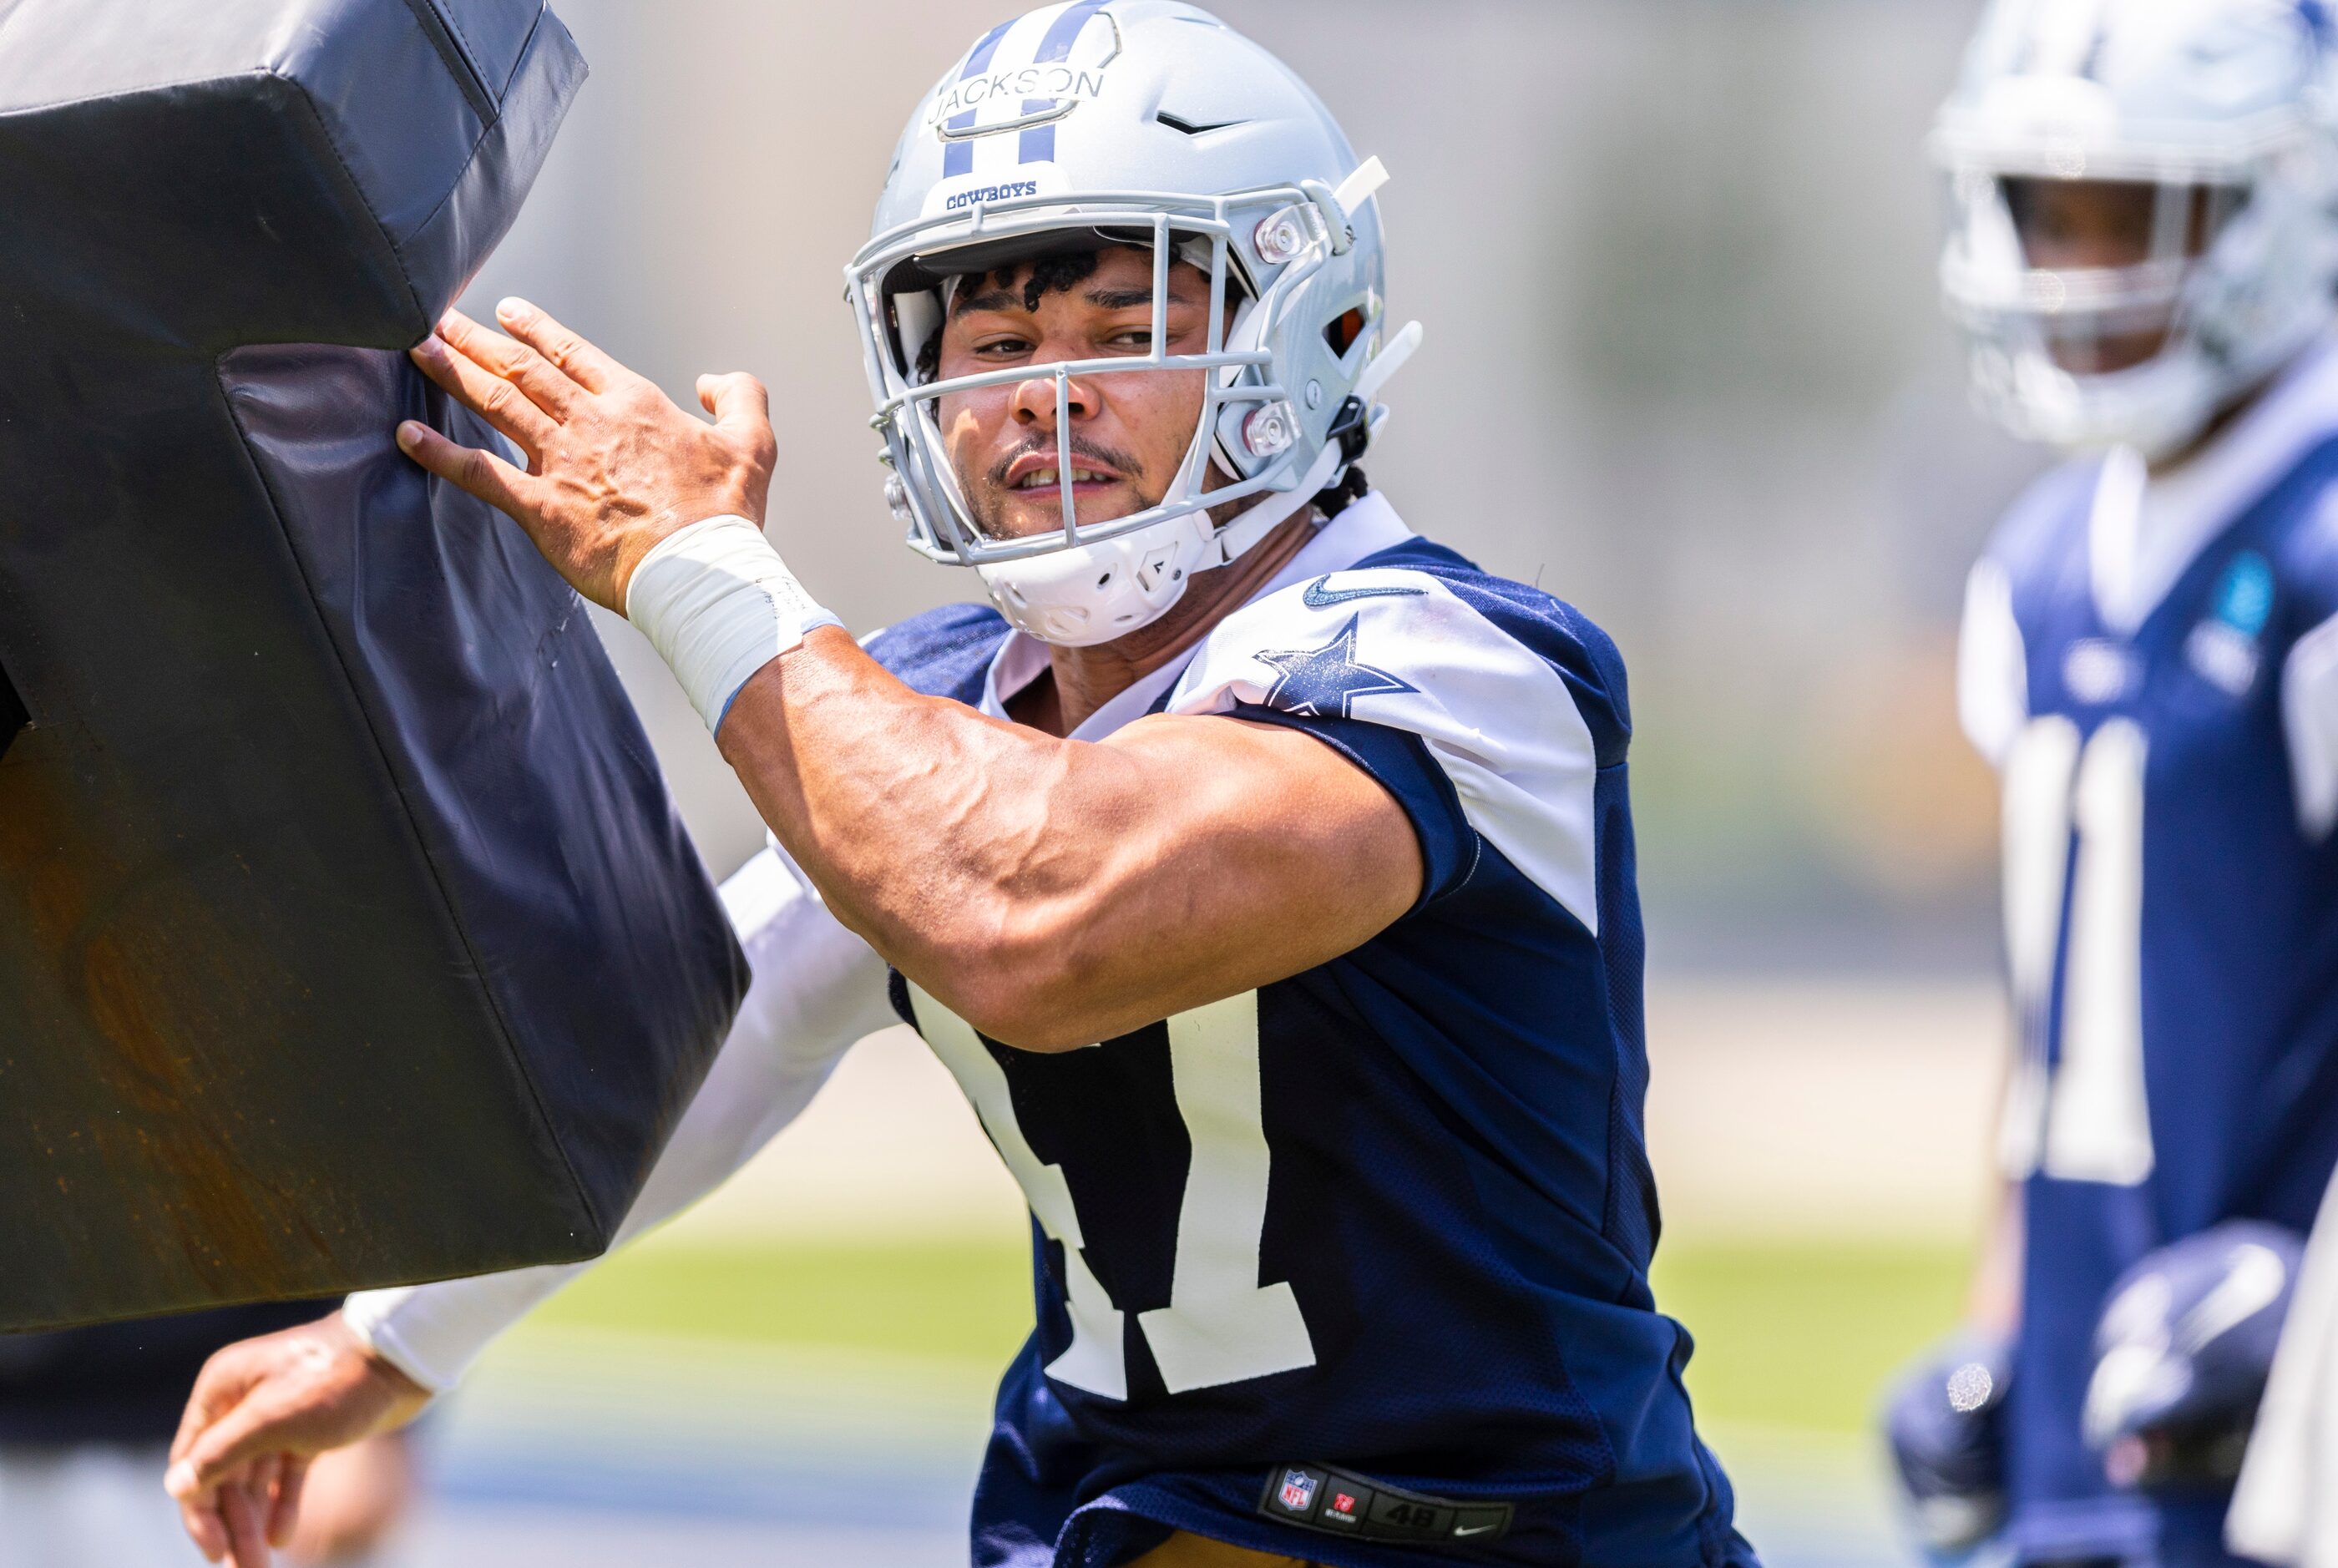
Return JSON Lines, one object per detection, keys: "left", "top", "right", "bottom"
{"left": 0, "top": 0, "right": 749, "bottom": 1331}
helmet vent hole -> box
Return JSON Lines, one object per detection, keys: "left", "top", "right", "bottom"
{"left": 1097, "top": 572, "right": 1113, "bottom": 589}
{"left": 1325, "top": 307, "right": 1367, "bottom": 358}
{"left": 1156, "top": 111, "right": 1240, "bottom": 137}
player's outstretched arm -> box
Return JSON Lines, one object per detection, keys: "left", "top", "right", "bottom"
{"left": 399, "top": 301, "right": 1424, "bottom": 1051}
{"left": 163, "top": 1313, "right": 429, "bottom": 1568}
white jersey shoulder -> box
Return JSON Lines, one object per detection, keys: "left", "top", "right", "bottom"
{"left": 1167, "top": 564, "right": 1605, "bottom": 933}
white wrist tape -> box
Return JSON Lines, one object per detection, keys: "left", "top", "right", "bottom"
{"left": 625, "top": 515, "right": 841, "bottom": 733}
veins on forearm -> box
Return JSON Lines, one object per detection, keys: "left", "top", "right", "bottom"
{"left": 721, "top": 645, "right": 1120, "bottom": 989}
{"left": 716, "top": 635, "right": 1414, "bottom": 1050}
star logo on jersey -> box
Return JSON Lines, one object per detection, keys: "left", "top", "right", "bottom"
{"left": 1257, "top": 615, "right": 1416, "bottom": 720}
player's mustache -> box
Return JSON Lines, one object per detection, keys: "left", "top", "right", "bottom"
{"left": 987, "top": 435, "right": 1146, "bottom": 491}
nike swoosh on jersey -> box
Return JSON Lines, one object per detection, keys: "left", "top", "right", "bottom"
{"left": 1302, "top": 576, "right": 1427, "bottom": 609}
{"left": 1454, "top": 1525, "right": 1499, "bottom": 1537}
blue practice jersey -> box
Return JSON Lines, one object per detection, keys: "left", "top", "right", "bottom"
{"left": 863, "top": 497, "right": 1754, "bottom": 1568}
{"left": 0, "top": 1302, "right": 332, "bottom": 1446}
{"left": 1959, "top": 346, "right": 2338, "bottom": 1565}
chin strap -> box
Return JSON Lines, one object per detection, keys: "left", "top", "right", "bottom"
{"left": 1207, "top": 438, "right": 1348, "bottom": 567}
{"left": 1206, "top": 319, "right": 1427, "bottom": 568}
{"left": 1323, "top": 319, "right": 1425, "bottom": 466}
{"left": 1356, "top": 320, "right": 1423, "bottom": 407}
{"left": 1334, "top": 156, "right": 1391, "bottom": 223}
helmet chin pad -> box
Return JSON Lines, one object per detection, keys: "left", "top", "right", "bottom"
{"left": 2014, "top": 346, "right": 2228, "bottom": 460}
{"left": 975, "top": 510, "right": 1206, "bottom": 647}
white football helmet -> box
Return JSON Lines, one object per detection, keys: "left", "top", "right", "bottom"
{"left": 1933, "top": 0, "right": 2338, "bottom": 458}
{"left": 847, "top": 1, "right": 1420, "bottom": 646}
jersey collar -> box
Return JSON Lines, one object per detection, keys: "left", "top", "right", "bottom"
{"left": 2092, "top": 330, "right": 2338, "bottom": 635}
{"left": 979, "top": 492, "right": 1417, "bottom": 741}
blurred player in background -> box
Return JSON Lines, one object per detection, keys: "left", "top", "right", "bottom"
{"left": 0, "top": 1307, "right": 409, "bottom": 1565}
{"left": 1885, "top": 1, "right": 2338, "bottom": 1565}
{"left": 157, "top": 4, "right": 1759, "bottom": 1567}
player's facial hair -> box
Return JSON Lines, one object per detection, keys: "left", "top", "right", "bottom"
{"left": 970, "top": 432, "right": 1156, "bottom": 539}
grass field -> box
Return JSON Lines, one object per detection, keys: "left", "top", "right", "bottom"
{"left": 1653, "top": 1239, "right": 1967, "bottom": 1434}
{"left": 529, "top": 1237, "right": 1035, "bottom": 1368}
{"left": 521, "top": 1232, "right": 1970, "bottom": 1439}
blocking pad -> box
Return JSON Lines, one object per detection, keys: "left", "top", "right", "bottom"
{"left": 0, "top": 0, "right": 748, "bottom": 1330}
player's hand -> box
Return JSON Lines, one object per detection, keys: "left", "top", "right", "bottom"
{"left": 281, "top": 1433, "right": 418, "bottom": 1565}
{"left": 164, "top": 1312, "right": 432, "bottom": 1567}
{"left": 1882, "top": 1332, "right": 2012, "bottom": 1560}
{"left": 396, "top": 299, "right": 777, "bottom": 613}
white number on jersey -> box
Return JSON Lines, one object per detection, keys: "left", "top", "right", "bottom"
{"left": 908, "top": 984, "right": 1318, "bottom": 1399}
{"left": 1999, "top": 716, "right": 2155, "bottom": 1186}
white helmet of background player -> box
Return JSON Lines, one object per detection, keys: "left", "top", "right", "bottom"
{"left": 1933, "top": 0, "right": 2338, "bottom": 458}
{"left": 847, "top": 1, "right": 1421, "bottom": 646}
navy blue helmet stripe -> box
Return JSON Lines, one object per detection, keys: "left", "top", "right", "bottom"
{"left": 944, "top": 18, "right": 1019, "bottom": 179}
{"left": 1021, "top": 0, "right": 1111, "bottom": 165}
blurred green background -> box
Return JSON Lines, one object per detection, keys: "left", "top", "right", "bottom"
{"left": 529, "top": 1233, "right": 1968, "bottom": 1441}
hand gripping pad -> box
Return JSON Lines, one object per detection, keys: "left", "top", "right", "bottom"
{"left": 0, "top": 0, "right": 751, "bottom": 1330}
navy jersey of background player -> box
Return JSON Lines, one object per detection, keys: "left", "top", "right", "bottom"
{"left": 865, "top": 493, "right": 1756, "bottom": 1568}
{"left": 1959, "top": 341, "right": 2338, "bottom": 1564}
{"left": 0, "top": 1303, "right": 331, "bottom": 1447}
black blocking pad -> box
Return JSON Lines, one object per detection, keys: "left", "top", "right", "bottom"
{"left": 0, "top": 0, "right": 750, "bottom": 1331}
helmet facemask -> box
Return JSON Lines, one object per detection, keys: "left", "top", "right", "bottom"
{"left": 849, "top": 181, "right": 1391, "bottom": 646}
{"left": 1940, "top": 163, "right": 2291, "bottom": 457}
{"left": 851, "top": 0, "right": 1419, "bottom": 649}
{"left": 859, "top": 190, "right": 1358, "bottom": 545}
{"left": 1931, "top": 11, "right": 2338, "bottom": 463}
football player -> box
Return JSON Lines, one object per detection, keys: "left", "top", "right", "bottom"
{"left": 161, "top": 6, "right": 1757, "bottom": 1566}
{"left": 1885, "top": 1, "right": 2338, "bottom": 1565}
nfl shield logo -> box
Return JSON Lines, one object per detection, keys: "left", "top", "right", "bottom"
{"left": 1278, "top": 1469, "right": 1318, "bottom": 1513}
